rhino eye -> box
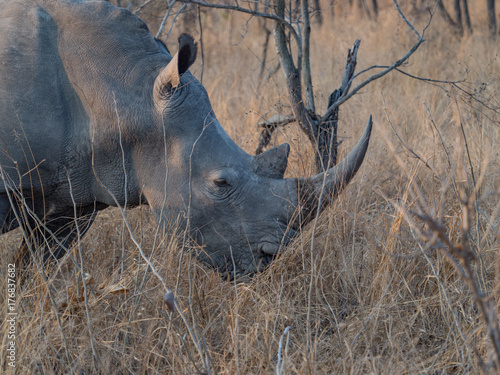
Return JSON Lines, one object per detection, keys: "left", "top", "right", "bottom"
{"left": 214, "top": 178, "right": 230, "bottom": 188}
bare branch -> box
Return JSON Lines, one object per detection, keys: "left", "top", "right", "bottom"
{"left": 258, "top": 113, "right": 296, "bottom": 128}
{"left": 155, "top": 0, "right": 178, "bottom": 38}
{"left": 315, "top": 39, "right": 359, "bottom": 170}
{"left": 133, "top": 0, "right": 156, "bottom": 14}
{"left": 392, "top": 0, "right": 420, "bottom": 38}
{"left": 182, "top": 0, "right": 300, "bottom": 44}
{"left": 162, "top": 3, "right": 187, "bottom": 41}
{"left": 340, "top": 39, "right": 360, "bottom": 93}
{"left": 320, "top": 0, "right": 430, "bottom": 124}
{"left": 321, "top": 34, "right": 423, "bottom": 123}
{"left": 255, "top": 114, "right": 296, "bottom": 154}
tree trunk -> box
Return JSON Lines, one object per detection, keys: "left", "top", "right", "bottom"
{"left": 437, "top": 0, "right": 463, "bottom": 35}
{"left": 462, "top": 0, "right": 472, "bottom": 34}
{"left": 317, "top": 90, "right": 340, "bottom": 169}
{"left": 273, "top": 0, "right": 317, "bottom": 148}
{"left": 371, "top": 0, "right": 378, "bottom": 18}
{"left": 301, "top": 0, "right": 315, "bottom": 113}
{"left": 313, "top": 0, "right": 323, "bottom": 24}
{"left": 454, "top": 0, "right": 462, "bottom": 29}
{"left": 486, "top": 0, "right": 497, "bottom": 36}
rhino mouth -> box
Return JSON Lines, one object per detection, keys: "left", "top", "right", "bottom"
{"left": 191, "top": 225, "right": 298, "bottom": 279}
{"left": 219, "top": 242, "right": 284, "bottom": 280}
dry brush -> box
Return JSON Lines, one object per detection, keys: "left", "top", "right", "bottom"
{"left": 1, "top": 0, "right": 499, "bottom": 374}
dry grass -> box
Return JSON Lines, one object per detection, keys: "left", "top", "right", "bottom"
{"left": 1, "top": 1, "right": 499, "bottom": 373}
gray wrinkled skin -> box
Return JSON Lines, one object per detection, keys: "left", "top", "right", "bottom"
{"left": 0, "top": 0, "right": 371, "bottom": 278}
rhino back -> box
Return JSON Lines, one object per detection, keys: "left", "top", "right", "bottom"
{"left": 0, "top": 1, "right": 83, "bottom": 195}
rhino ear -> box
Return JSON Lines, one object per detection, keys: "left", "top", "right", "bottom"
{"left": 155, "top": 34, "right": 197, "bottom": 92}
{"left": 253, "top": 143, "right": 290, "bottom": 179}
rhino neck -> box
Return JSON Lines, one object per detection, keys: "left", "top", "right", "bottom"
{"left": 48, "top": 0, "right": 169, "bottom": 130}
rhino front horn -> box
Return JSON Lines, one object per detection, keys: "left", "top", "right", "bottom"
{"left": 293, "top": 116, "right": 373, "bottom": 222}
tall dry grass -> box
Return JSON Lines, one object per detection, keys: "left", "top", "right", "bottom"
{"left": 1, "top": 0, "right": 499, "bottom": 373}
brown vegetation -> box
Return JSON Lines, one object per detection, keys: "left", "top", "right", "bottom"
{"left": 1, "top": 1, "right": 499, "bottom": 373}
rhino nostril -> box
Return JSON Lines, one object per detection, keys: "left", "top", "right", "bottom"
{"left": 259, "top": 242, "right": 280, "bottom": 256}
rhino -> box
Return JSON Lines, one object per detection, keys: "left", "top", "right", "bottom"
{"left": 0, "top": 0, "right": 372, "bottom": 278}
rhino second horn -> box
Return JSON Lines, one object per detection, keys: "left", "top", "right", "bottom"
{"left": 253, "top": 143, "right": 290, "bottom": 179}
{"left": 293, "top": 115, "right": 373, "bottom": 222}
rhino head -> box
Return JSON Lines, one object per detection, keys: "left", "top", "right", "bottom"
{"left": 142, "top": 35, "right": 372, "bottom": 278}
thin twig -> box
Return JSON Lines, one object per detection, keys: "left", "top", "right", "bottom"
{"left": 156, "top": 0, "right": 178, "bottom": 39}
{"left": 183, "top": 0, "right": 300, "bottom": 44}
{"left": 67, "top": 173, "right": 99, "bottom": 365}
